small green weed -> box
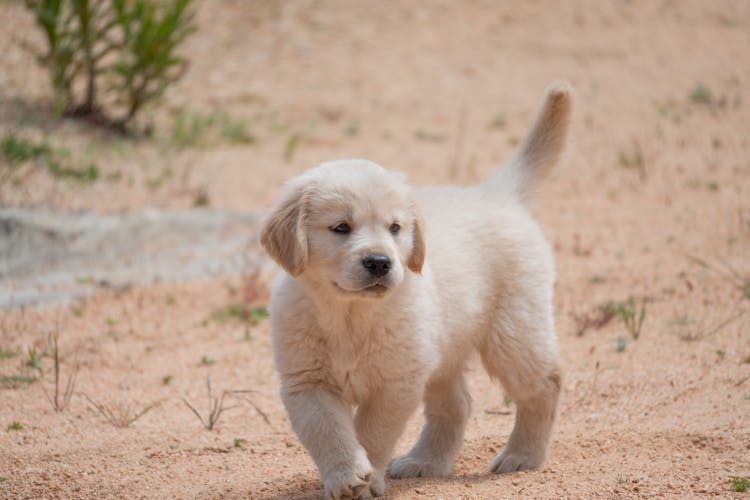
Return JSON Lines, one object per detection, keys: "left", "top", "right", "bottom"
{"left": 26, "top": 347, "right": 44, "bottom": 370}
{"left": 415, "top": 129, "right": 445, "bottom": 143}
{"left": 0, "top": 374, "right": 38, "bottom": 388}
{"left": 715, "top": 349, "right": 726, "bottom": 360}
{"left": 7, "top": 421, "right": 23, "bottom": 431}
{"left": 654, "top": 98, "right": 682, "bottom": 123}
{"left": 200, "top": 355, "right": 215, "bottom": 366}
{"left": 233, "top": 437, "right": 245, "bottom": 448}
{"left": 732, "top": 476, "right": 749, "bottom": 492}
{"left": 1, "top": 133, "right": 99, "bottom": 184}
{"left": 344, "top": 123, "right": 359, "bottom": 137}
{"left": 2, "top": 134, "right": 50, "bottom": 164}
{"left": 171, "top": 110, "right": 254, "bottom": 148}
{"left": 145, "top": 166, "right": 174, "bottom": 190}
{"left": 487, "top": 112, "right": 507, "bottom": 130}
{"left": 618, "top": 144, "right": 646, "bottom": 181}
{"left": 615, "top": 336, "right": 628, "bottom": 353}
{"left": 211, "top": 304, "right": 268, "bottom": 325}
{"left": 48, "top": 160, "right": 99, "bottom": 183}
{"left": 171, "top": 110, "right": 216, "bottom": 148}
{"left": 605, "top": 297, "right": 646, "bottom": 340}
{"left": 221, "top": 118, "right": 255, "bottom": 145}
{"left": 284, "top": 134, "right": 300, "bottom": 162}
{"left": 242, "top": 327, "right": 253, "bottom": 342}
{"left": 192, "top": 188, "right": 209, "bottom": 207}
{"left": 0, "top": 347, "right": 19, "bottom": 359}
{"left": 690, "top": 84, "right": 714, "bottom": 106}
{"left": 162, "top": 375, "right": 173, "bottom": 385}
{"left": 503, "top": 395, "right": 513, "bottom": 406}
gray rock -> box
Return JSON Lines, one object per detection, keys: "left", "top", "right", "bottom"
{"left": 0, "top": 208, "right": 273, "bottom": 309}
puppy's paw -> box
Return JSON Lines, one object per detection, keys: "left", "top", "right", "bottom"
{"left": 388, "top": 454, "right": 451, "bottom": 478}
{"left": 489, "top": 447, "right": 543, "bottom": 474}
{"left": 367, "top": 470, "right": 386, "bottom": 497}
{"left": 324, "top": 461, "right": 384, "bottom": 499}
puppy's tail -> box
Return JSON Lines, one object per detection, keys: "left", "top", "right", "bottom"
{"left": 484, "top": 81, "right": 572, "bottom": 204}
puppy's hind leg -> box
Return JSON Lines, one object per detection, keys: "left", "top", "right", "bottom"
{"left": 480, "top": 300, "right": 562, "bottom": 474}
{"left": 388, "top": 372, "right": 471, "bottom": 478}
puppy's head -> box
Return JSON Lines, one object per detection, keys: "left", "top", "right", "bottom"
{"left": 261, "top": 160, "right": 424, "bottom": 299}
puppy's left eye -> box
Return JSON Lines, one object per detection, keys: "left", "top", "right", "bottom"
{"left": 389, "top": 223, "right": 401, "bottom": 234}
{"left": 331, "top": 222, "right": 351, "bottom": 234}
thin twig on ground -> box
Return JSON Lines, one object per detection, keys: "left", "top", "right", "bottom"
{"left": 41, "top": 333, "right": 78, "bottom": 412}
{"left": 84, "top": 393, "right": 159, "bottom": 428}
{"left": 182, "top": 379, "right": 271, "bottom": 430}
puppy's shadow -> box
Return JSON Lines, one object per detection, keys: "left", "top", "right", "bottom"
{"left": 384, "top": 472, "right": 513, "bottom": 498}
{"left": 258, "top": 472, "right": 517, "bottom": 499}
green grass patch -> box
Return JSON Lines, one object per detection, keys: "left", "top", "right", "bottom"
{"left": 689, "top": 84, "right": 714, "bottom": 105}
{"left": 604, "top": 297, "right": 646, "bottom": 340}
{"left": 2, "top": 134, "right": 51, "bottom": 163}
{"left": 1, "top": 133, "right": 99, "bottom": 184}
{"left": 732, "top": 477, "right": 749, "bottom": 492}
{"left": 6, "top": 421, "right": 23, "bottom": 431}
{"left": 221, "top": 118, "right": 255, "bottom": 145}
{"left": 211, "top": 304, "right": 268, "bottom": 325}
{"left": 0, "top": 347, "right": 19, "bottom": 359}
{"left": 170, "top": 110, "right": 256, "bottom": 148}
{"left": 0, "top": 374, "right": 38, "bottom": 388}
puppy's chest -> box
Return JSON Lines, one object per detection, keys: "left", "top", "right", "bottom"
{"left": 325, "top": 329, "right": 397, "bottom": 404}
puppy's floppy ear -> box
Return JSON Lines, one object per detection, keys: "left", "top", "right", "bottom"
{"left": 260, "top": 181, "right": 312, "bottom": 276}
{"left": 407, "top": 209, "right": 426, "bottom": 274}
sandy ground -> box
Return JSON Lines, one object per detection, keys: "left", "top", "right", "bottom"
{"left": 1, "top": 0, "right": 750, "bottom": 498}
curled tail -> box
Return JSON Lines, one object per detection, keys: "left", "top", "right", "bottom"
{"left": 485, "top": 81, "right": 573, "bottom": 203}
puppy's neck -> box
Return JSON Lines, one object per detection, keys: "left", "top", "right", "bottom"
{"left": 299, "top": 274, "right": 414, "bottom": 339}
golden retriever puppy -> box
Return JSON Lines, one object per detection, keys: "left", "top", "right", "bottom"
{"left": 261, "top": 82, "right": 572, "bottom": 499}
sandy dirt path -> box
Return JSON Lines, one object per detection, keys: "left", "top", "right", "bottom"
{"left": 1, "top": 1, "right": 749, "bottom": 498}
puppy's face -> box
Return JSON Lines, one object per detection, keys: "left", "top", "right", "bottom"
{"left": 261, "top": 160, "right": 425, "bottom": 299}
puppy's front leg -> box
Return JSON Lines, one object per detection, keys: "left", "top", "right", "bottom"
{"left": 282, "top": 387, "right": 376, "bottom": 499}
{"left": 355, "top": 389, "right": 421, "bottom": 495}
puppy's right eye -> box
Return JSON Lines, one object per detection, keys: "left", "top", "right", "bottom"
{"left": 330, "top": 222, "right": 351, "bottom": 234}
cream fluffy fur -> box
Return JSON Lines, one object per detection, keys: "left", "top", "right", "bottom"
{"left": 261, "top": 82, "right": 572, "bottom": 499}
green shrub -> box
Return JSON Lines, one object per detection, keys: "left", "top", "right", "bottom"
{"left": 25, "top": 0, "right": 195, "bottom": 132}
{"left": 1, "top": 133, "right": 100, "bottom": 184}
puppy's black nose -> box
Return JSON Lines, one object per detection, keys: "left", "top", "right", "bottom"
{"left": 362, "top": 254, "right": 391, "bottom": 277}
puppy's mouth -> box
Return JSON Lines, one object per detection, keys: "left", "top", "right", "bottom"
{"left": 333, "top": 281, "right": 390, "bottom": 295}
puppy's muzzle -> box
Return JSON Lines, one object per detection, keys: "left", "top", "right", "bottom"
{"left": 362, "top": 254, "right": 391, "bottom": 277}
